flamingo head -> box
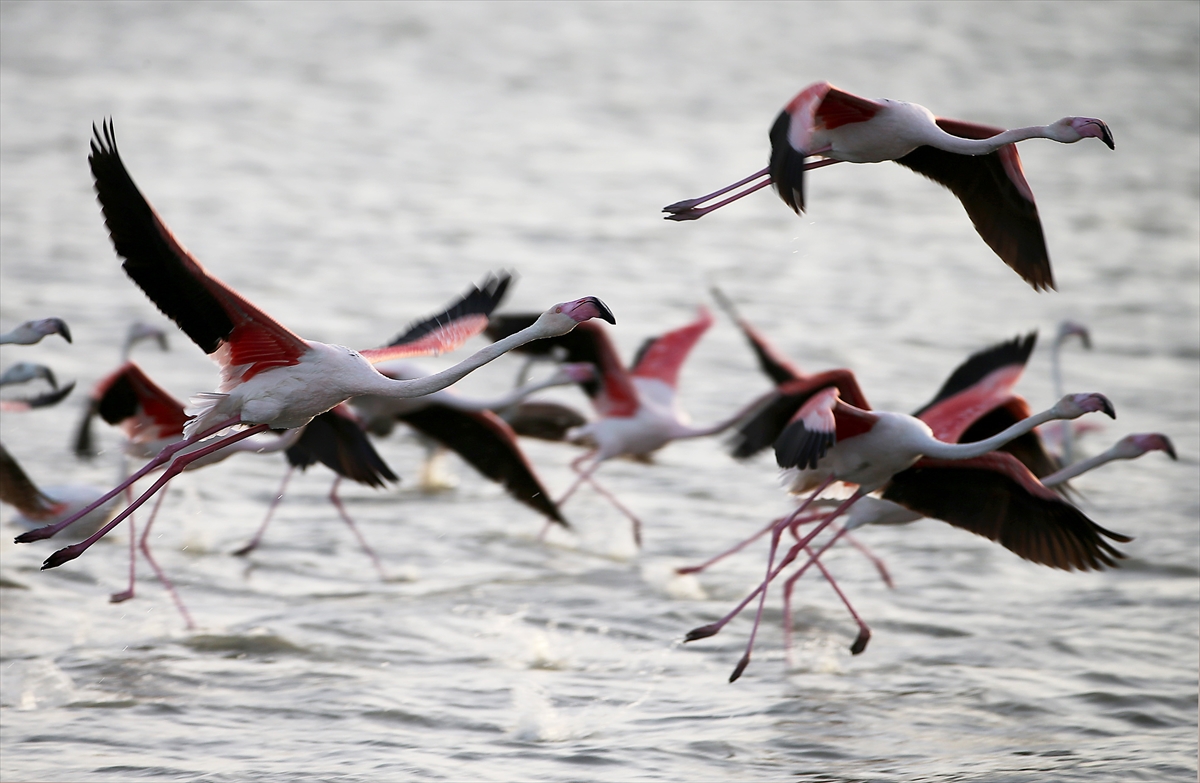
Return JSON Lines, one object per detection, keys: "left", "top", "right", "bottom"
{"left": 0, "top": 362, "right": 58, "bottom": 389}
{"left": 124, "top": 321, "right": 170, "bottom": 355}
{"left": 1118, "top": 432, "right": 1177, "bottom": 461}
{"left": 1054, "top": 117, "right": 1115, "bottom": 149}
{"left": 1054, "top": 319, "right": 1092, "bottom": 350}
{"left": 27, "top": 318, "right": 73, "bottom": 344}
{"left": 540, "top": 296, "right": 616, "bottom": 335}
{"left": 1054, "top": 392, "right": 1116, "bottom": 420}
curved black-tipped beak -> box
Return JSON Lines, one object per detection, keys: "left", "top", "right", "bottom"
{"left": 1162, "top": 436, "right": 1177, "bottom": 461}
{"left": 1099, "top": 395, "right": 1116, "bottom": 419}
{"left": 1096, "top": 121, "right": 1115, "bottom": 150}
{"left": 53, "top": 318, "right": 72, "bottom": 343}
{"left": 584, "top": 296, "right": 616, "bottom": 325}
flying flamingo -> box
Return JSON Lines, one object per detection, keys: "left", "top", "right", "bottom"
{"left": 684, "top": 386, "right": 1118, "bottom": 681}
{"left": 14, "top": 121, "right": 614, "bottom": 572}
{"left": 682, "top": 328, "right": 1080, "bottom": 635}
{"left": 1, "top": 363, "right": 75, "bottom": 412}
{"left": 485, "top": 307, "right": 762, "bottom": 546}
{"left": 664, "top": 81, "right": 1115, "bottom": 290}
{"left": 0, "top": 318, "right": 72, "bottom": 345}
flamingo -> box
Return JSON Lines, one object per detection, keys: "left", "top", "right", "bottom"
{"left": 0, "top": 363, "right": 75, "bottom": 412}
{"left": 684, "top": 328, "right": 1085, "bottom": 634}
{"left": 664, "top": 81, "right": 1115, "bottom": 290}
{"left": 14, "top": 121, "right": 614, "bottom": 573}
{"left": 0, "top": 318, "right": 72, "bottom": 345}
{"left": 485, "top": 307, "right": 762, "bottom": 546}
{"left": 685, "top": 386, "right": 1118, "bottom": 681}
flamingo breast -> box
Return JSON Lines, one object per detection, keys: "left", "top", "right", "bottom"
{"left": 821, "top": 101, "right": 939, "bottom": 163}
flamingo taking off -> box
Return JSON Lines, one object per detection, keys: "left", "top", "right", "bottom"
{"left": 15, "top": 121, "right": 614, "bottom": 572}
{"left": 485, "top": 306, "right": 762, "bottom": 546}
{"left": 685, "top": 382, "right": 1118, "bottom": 681}
{"left": 0, "top": 318, "right": 72, "bottom": 345}
{"left": 664, "top": 81, "right": 1115, "bottom": 290}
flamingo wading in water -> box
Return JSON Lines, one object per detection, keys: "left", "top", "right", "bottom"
{"left": 14, "top": 121, "right": 615, "bottom": 572}
{"left": 664, "top": 81, "right": 1115, "bottom": 290}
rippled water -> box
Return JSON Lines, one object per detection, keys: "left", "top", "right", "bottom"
{"left": 1, "top": 2, "right": 1197, "bottom": 781}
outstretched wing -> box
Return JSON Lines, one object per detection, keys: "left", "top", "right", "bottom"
{"left": 631, "top": 307, "right": 713, "bottom": 388}
{"left": 729, "top": 370, "right": 870, "bottom": 460}
{"left": 359, "top": 273, "right": 513, "bottom": 363}
{"left": 915, "top": 333, "right": 1037, "bottom": 444}
{"left": 0, "top": 444, "right": 62, "bottom": 519}
{"left": 75, "top": 362, "right": 189, "bottom": 457}
{"left": 397, "top": 405, "right": 568, "bottom": 527}
{"left": 89, "top": 120, "right": 309, "bottom": 383}
{"left": 286, "top": 406, "right": 398, "bottom": 488}
{"left": 883, "top": 454, "right": 1130, "bottom": 571}
{"left": 896, "top": 119, "right": 1052, "bottom": 291}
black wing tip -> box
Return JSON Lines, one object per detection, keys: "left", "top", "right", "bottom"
{"left": 774, "top": 423, "right": 835, "bottom": 470}
{"left": 914, "top": 331, "right": 1039, "bottom": 416}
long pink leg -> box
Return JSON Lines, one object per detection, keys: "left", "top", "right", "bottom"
{"left": 327, "top": 477, "right": 388, "bottom": 581}
{"left": 727, "top": 491, "right": 864, "bottom": 681}
{"left": 841, "top": 531, "right": 894, "bottom": 589}
{"left": 110, "top": 486, "right": 139, "bottom": 603}
{"left": 581, "top": 472, "right": 644, "bottom": 548}
{"left": 556, "top": 451, "right": 598, "bottom": 507}
{"left": 687, "top": 488, "right": 863, "bottom": 681}
{"left": 784, "top": 513, "right": 894, "bottom": 589}
{"left": 676, "top": 508, "right": 826, "bottom": 576}
{"left": 686, "top": 480, "right": 838, "bottom": 644}
{"left": 538, "top": 452, "right": 599, "bottom": 541}
{"left": 664, "top": 179, "right": 774, "bottom": 221}
{"left": 664, "top": 156, "right": 842, "bottom": 221}
{"left": 233, "top": 466, "right": 295, "bottom": 556}
{"left": 40, "top": 424, "right": 271, "bottom": 570}
{"left": 135, "top": 488, "right": 195, "bottom": 630}
{"left": 676, "top": 516, "right": 784, "bottom": 575}
{"left": 15, "top": 416, "right": 243, "bottom": 543}
{"left": 781, "top": 545, "right": 870, "bottom": 659}
{"left": 662, "top": 167, "right": 769, "bottom": 213}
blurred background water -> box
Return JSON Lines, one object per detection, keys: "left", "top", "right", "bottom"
{"left": 1, "top": 2, "right": 1196, "bottom": 781}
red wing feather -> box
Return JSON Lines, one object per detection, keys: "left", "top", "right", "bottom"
{"left": 815, "top": 86, "right": 884, "bottom": 130}
{"left": 361, "top": 314, "right": 490, "bottom": 364}
{"left": 631, "top": 307, "right": 713, "bottom": 388}
{"left": 918, "top": 363, "right": 1025, "bottom": 444}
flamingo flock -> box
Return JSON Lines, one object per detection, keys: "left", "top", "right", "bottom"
{"left": 0, "top": 84, "right": 1178, "bottom": 682}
